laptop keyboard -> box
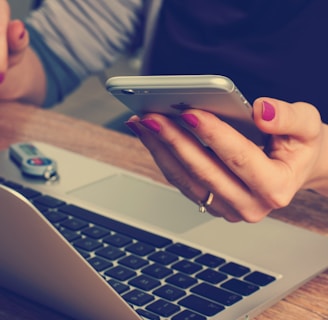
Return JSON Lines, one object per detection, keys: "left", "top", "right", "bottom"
{"left": 1, "top": 178, "right": 276, "bottom": 320}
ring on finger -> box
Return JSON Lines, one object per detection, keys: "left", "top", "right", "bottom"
{"left": 198, "top": 192, "right": 214, "bottom": 213}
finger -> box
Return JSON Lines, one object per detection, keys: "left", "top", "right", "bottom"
{"left": 8, "top": 20, "right": 27, "bottom": 53}
{"left": 253, "top": 98, "right": 323, "bottom": 192}
{"left": 0, "top": 0, "right": 10, "bottom": 75}
{"left": 253, "top": 98, "right": 322, "bottom": 141}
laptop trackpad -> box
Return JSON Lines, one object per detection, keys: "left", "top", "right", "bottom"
{"left": 68, "top": 174, "right": 213, "bottom": 234}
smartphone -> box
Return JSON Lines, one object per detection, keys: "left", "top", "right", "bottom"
{"left": 106, "top": 75, "right": 266, "bottom": 145}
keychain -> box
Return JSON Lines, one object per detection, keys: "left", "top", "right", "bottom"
{"left": 9, "top": 142, "right": 59, "bottom": 181}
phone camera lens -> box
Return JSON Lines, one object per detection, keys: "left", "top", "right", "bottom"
{"left": 121, "top": 89, "right": 135, "bottom": 95}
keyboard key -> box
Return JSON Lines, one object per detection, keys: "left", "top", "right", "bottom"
{"left": 87, "top": 257, "right": 113, "bottom": 272}
{"left": 119, "top": 254, "right": 148, "bottom": 270}
{"left": 195, "top": 253, "right": 225, "bottom": 268}
{"left": 142, "top": 263, "right": 173, "bottom": 279}
{"left": 153, "top": 284, "right": 185, "bottom": 301}
{"left": 191, "top": 283, "right": 242, "bottom": 306}
{"left": 126, "top": 241, "right": 155, "bottom": 256}
{"left": 221, "top": 278, "right": 259, "bottom": 296}
{"left": 82, "top": 226, "right": 109, "bottom": 239}
{"left": 60, "top": 218, "right": 89, "bottom": 231}
{"left": 57, "top": 227, "right": 81, "bottom": 242}
{"left": 3, "top": 181, "right": 23, "bottom": 190}
{"left": 123, "top": 289, "right": 154, "bottom": 306}
{"left": 96, "top": 246, "right": 125, "bottom": 260}
{"left": 73, "top": 237, "right": 103, "bottom": 252}
{"left": 16, "top": 187, "right": 41, "bottom": 199}
{"left": 136, "top": 309, "right": 160, "bottom": 320}
{"left": 166, "top": 243, "right": 201, "bottom": 259}
{"left": 137, "top": 309, "right": 160, "bottom": 320}
{"left": 33, "top": 195, "right": 66, "bottom": 208}
{"left": 105, "top": 265, "right": 136, "bottom": 281}
{"left": 219, "top": 262, "right": 250, "bottom": 277}
{"left": 43, "top": 211, "right": 68, "bottom": 223}
{"left": 172, "top": 309, "right": 206, "bottom": 320}
{"left": 128, "top": 274, "right": 161, "bottom": 291}
{"left": 76, "top": 248, "right": 90, "bottom": 259}
{"left": 31, "top": 202, "right": 49, "bottom": 212}
{"left": 244, "top": 271, "right": 276, "bottom": 286}
{"left": 146, "top": 299, "right": 180, "bottom": 317}
{"left": 166, "top": 273, "right": 197, "bottom": 289}
{"left": 108, "top": 279, "right": 130, "bottom": 294}
{"left": 178, "top": 295, "right": 224, "bottom": 317}
{"left": 196, "top": 269, "right": 227, "bottom": 284}
{"left": 103, "top": 233, "right": 132, "bottom": 247}
{"left": 172, "top": 260, "right": 202, "bottom": 274}
{"left": 148, "top": 251, "right": 179, "bottom": 265}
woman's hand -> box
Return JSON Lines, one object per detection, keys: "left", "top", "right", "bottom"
{"left": 126, "top": 98, "right": 328, "bottom": 223}
{"left": 0, "top": 0, "right": 45, "bottom": 105}
{"left": 0, "top": 0, "right": 29, "bottom": 80}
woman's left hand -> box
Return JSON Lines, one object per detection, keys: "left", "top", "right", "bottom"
{"left": 126, "top": 98, "right": 327, "bottom": 222}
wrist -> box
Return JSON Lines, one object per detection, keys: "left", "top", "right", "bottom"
{"left": 303, "top": 123, "right": 328, "bottom": 197}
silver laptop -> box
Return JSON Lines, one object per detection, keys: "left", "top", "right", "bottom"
{"left": 0, "top": 141, "right": 327, "bottom": 320}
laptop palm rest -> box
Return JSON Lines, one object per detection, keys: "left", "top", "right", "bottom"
{"left": 68, "top": 174, "right": 214, "bottom": 234}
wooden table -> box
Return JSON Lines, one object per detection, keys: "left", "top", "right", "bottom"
{"left": 0, "top": 102, "right": 327, "bottom": 320}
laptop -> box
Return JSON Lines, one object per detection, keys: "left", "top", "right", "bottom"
{"left": 0, "top": 141, "right": 327, "bottom": 320}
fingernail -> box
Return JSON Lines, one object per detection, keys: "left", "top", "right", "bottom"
{"left": 262, "top": 101, "right": 275, "bottom": 121}
{"left": 125, "top": 121, "right": 141, "bottom": 136}
{"left": 140, "top": 119, "right": 161, "bottom": 133}
{"left": 0, "top": 73, "right": 5, "bottom": 84}
{"left": 19, "top": 29, "right": 25, "bottom": 40}
{"left": 180, "top": 113, "right": 199, "bottom": 128}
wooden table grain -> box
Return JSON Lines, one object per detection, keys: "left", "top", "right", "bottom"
{"left": 0, "top": 102, "right": 327, "bottom": 320}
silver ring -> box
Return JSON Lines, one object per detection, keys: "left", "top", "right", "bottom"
{"left": 198, "top": 192, "right": 214, "bottom": 213}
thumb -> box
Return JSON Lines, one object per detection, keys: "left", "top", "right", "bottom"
{"left": 253, "top": 98, "right": 322, "bottom": 142}
{"left": 0, "top": 0, "right": 10, "bottom": 75}
{"left": 7, "top": 20, "right": 29, "bottom": 67}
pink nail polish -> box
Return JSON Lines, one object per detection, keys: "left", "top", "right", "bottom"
{"left": 262, "top": 101, "right": 275, "bottom": 121}
{"left": 140, "top": 119, "right": 161, "bottom": 133}
{"left": 0, "top": 73, "right": 5, "bottom": 84}
{"left": 19, "top": 29, "right": 25, "bottom": 40}
{"left": 125, "top": 121, "right": 141, "bottom": 136}
{"left": 180, "top": 113, "right": 199, "bottom": 128}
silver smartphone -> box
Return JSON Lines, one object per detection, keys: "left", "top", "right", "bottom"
{"left": 106, "top": 75, "right": 266, "bottom": 145}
